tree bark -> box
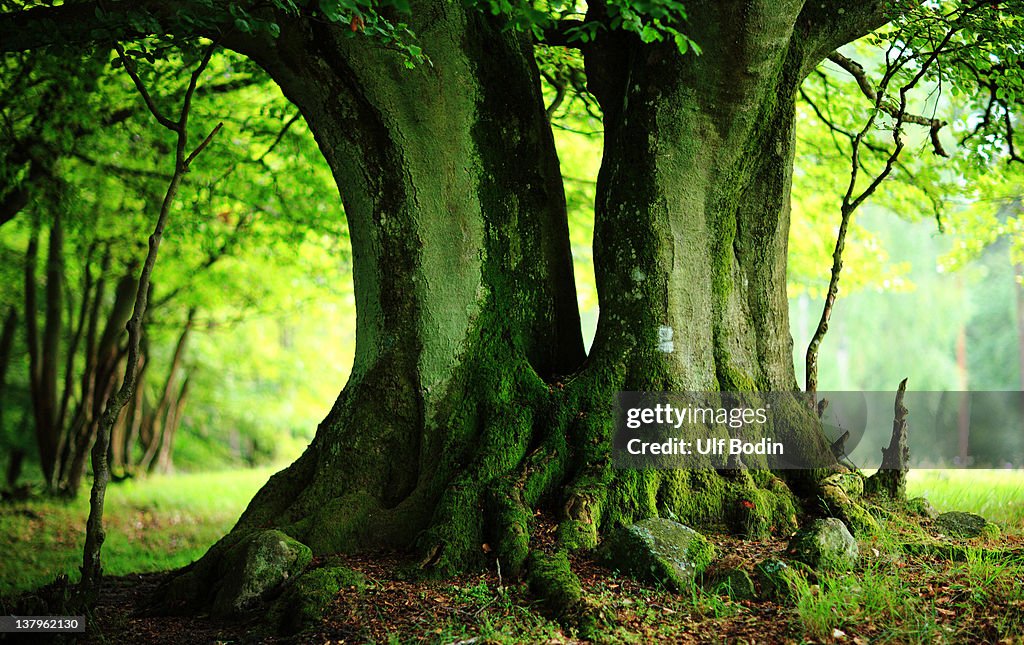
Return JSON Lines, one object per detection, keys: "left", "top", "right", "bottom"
{"left": 0, "top": 307, "right": 18, "bottom": 488}
{"left": 158, "top": 4, "right": 588, "bottom": 605}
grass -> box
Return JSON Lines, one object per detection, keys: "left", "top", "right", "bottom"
{"left": 907, "top": 469, "right": 1024, "bottom": 528}
{"left": 0, "top": 467, "right": 274, "bottom": 595}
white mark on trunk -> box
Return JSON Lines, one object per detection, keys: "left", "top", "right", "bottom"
{"left": 657, "top": 325, "right": 674, "bottom": 353}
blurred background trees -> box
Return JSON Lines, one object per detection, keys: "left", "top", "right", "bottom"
{"left": 0, "top": 45, "right": 352, "bottom": 494}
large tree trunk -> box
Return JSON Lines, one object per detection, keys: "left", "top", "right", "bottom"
{"left": 158, "top": 5, "right": 586, "bottom": 605}
{"left": 550, "top": 2, "right": 843, "bottom": 551}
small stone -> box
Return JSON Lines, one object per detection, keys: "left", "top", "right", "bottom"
{"left": 599, "top": 518, "right": 716, "bottom": 591}
{"left": 786, "top": 518, "right": 859, "bottom": 572}
{"left": 934, "top": 511, "right": 999, "bottom": 539}
{"left": 754, "top": 558, "right": 805, "bottom": 602}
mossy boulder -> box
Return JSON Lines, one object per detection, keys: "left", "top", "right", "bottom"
{"left": 934, "top": 511, "right": 999, "bottom": 539}
{"left": 820, "top": 478, "right": 879, "bottom": 536}
{"left": 906, "top": 497, "right": 938, "bottom": 519}
{"left": 271, "top": 566, "right": 366, "bottom": 634}
{"left": 710, "top": 568, "right": 756, "bottom": 601}
{"left": 599, "top": 518, "right": 716, "bottom": 591}
{"left": 786, "top": 518, "right": 858, "bottom": 572}
{"left": 754, "top": 558, "right": 805, "bottom": 602}
{"left": 821, "top": 472, "right": 864, "bottom": 499}
{"left": 211, "top": 529, "right": 313, "bottom": 616}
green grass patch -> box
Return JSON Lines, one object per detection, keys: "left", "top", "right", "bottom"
{"left": 0, "top": 467, "right": 274, "bottom": 595}
{"left": 907, "top": 469, "right": 1024, "bottom": 529}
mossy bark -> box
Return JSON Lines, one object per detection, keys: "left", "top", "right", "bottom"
{"left": 160, "top": 1, "right": 887, "bottom": 613}
{"left": 160, "top": 4, "right": 588, "bottom": 607}
{"left": 553, "top": 2, "right": 848, "bottom": 552}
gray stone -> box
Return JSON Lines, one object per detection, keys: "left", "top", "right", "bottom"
{"left": 786, "top": 518, "right": 858, "bottom": 571}
{"left": 599, "top": 518, "right": 716, "bottom": 591}
{"left": 212, "top": 529, "right": 313, "bottom": 616}
{"left": 934, "top": 511, "right": 999, "bottom": 539}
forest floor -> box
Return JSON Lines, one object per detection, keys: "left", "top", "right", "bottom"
{"left": 1, "top": 469, "right": 1023, "bottom": 643}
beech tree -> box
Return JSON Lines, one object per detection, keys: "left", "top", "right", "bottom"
{"left": 2, "top": 0, "right": 1022, "bottom": 611}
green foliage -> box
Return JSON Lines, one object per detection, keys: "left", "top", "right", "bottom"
{"left": 0, "top": 44, "right": 353, "bottom": 479}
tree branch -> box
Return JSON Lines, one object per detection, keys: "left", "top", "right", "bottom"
{"left": 797, "top": 0, "right": 895, "bottom": 75}
{"left": 0, "top": 0, "right": 246, "bottom": 53}
{"left": 827, "top": 52, "right": 949, "bottom": 157}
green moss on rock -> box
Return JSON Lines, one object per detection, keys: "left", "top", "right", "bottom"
{"left": 526, "top": 550, "right": 583, "bottom": 616}
{"left": 211, "top": 529, "right": 313, "bottom": 617}
{"left": 785, "top": 518, "right": 858, "bottom": 572}
{"left": 820, "top": 480, "right": 880, "bottom": 537}
{"left": 934, "top": 511, "right": 999, "bottom": 539}
{"left": 709, "top": 568, "right": 757, "bottom": 601}
{"left": 599, "top": 518, "right": 716, "bottom": 591}
{"left": 822, "top": 472, "right": 864, "bottom": 499}
{"left": 754, "top": 558, "right": 805, "bottom": 602}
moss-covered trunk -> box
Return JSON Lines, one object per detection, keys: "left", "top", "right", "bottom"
{"left": 552, "top": 2, "right": 844, "bottom": 549}
{"left": 161, "top": 4, "right": 589, "bottom": 604}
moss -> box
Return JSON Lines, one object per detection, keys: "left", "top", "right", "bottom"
{"left": 270, "top": 566, "right": 366, "bottom": 635}
{"left": 906, "top": 496, "right": 938, "bottom": 519}
{"left": 754, "top": 558, "right": 805, "bottom": 603}
{"left": 822, "top": 472, "right": 865, "bottom": 499}
{"left": 298, "top": 491, "right": 378, "bottom": 554}
{"left": 819, "top": 481, "right": 880, "bottom": 537}
{"left": 526, "top": 550, "right": 583, "bottom": 617}
{"left": 786, "top": 518, "right": 859, "bottom": 572}
{"left": 599, "top": 518, "right": 716, "bottom": 591}
{"left": 727, "top": 485, "right": 798, "bottom": 539}
{"left": 709, "top": 568, "right": 757, "bottom": 601}
{"left": 210, "top": 529, "right": 313, "bottom": 617}
{"left": 490, "top": 486, "right": 532, "bottom": 575}
{"left": 934, "top": 511, "right": 1000, "bottom": 539}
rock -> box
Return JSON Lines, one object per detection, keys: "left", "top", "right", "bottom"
{"left": 599, "top": 518, "right": 716, "bottom": 591}
{"left": 786, "top": 518, "right": 858, "bottom": 572}
{"left": 754, "top": 559, "right": 805, "bottom": 602}
{"left": 710, "top": 568, "right": 756, "bottom": 601}
{"left": 212, "top": 529, "right": 313, "bottom": 616}
{"left": 906, "top": 497, "right": 938, "bottom": 519}
{"left": 821, "top": 472, "right": 865, "bottom": 499}
{"left": 271, "top": 566, "right": 365, "bottom": 634}
{"left": 934, "top": 511, "right": 999, "bottom": 539}
{"left": 819, "top": 475, "right": 878, "bottom": 536}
